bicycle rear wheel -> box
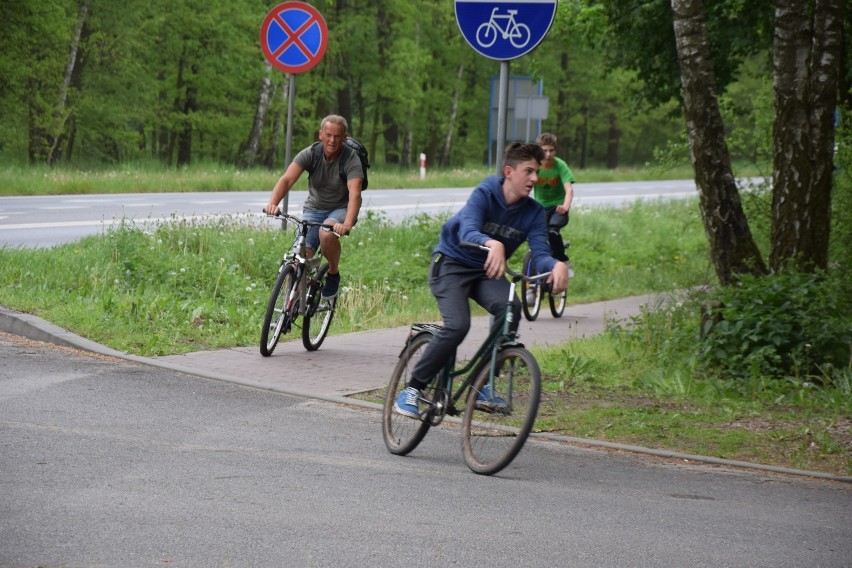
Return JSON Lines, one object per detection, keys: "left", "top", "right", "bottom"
{"left": 302, "top": 263, "right": 337, "bottom": 351}
{"left": 383, "top": 332, "right": 436, "bottom": 455}
{"left": 462, "top": 346, "right": 541, "bottom": 475}
{"left": 520, "top": 251, "right": 542, "bottom": 321}
{"left": 260, "top": 264, "right": 298, "bottom": 356}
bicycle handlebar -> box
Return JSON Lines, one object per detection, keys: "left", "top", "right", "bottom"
{"left": 264, "top": 211, "right": 340, "bottom": 237}
{"left": 459, "top": 241, "right": 551, "bottom": 282}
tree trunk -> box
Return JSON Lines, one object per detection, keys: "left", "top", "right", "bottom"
{"left": 770, "top": 0, "right": 841, "bottom": 272}
{"left": 382, "top": 112, "right": 399, "bottom": 165}
{"left": 242, "top": 62, "right": 272, "bottom": 168}
{"left": 670, "top": 0, "right": 767, "bottom": 285}
{"left": 47, "top": 0, "right": 88, "bottom": 166}
{"left": 578, "top": 105, "right": 589, "bottom": 169}
{"left": 166, "top": 54, "right": 185, "bottom": 166}
{"left": 606, "top": 113, "right": 621, "bottom": 169}
{"left": 264, "top": 79, "right": 283, "bottom": 169}
{"left": 177, "top": 65, "right": 198, "bottom": 167}
{"left": 440, "top": 64, "right": 464, "bottom": 167}
{"left": 557, "top": 52, "right": 570, "bottom": 159}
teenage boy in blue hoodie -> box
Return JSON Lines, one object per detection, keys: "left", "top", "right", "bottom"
{"left": 395, "top": 142, "right": 570, "bottom": 417}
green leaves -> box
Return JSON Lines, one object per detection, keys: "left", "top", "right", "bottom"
{"left": 701, "top": 270, "right": 852, "bottom": 385}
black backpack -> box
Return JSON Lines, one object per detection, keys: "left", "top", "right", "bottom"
{"left": 308, "top": 137, "right": 370, "bottom": 190}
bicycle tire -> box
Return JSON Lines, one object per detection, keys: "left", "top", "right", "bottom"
{"left": 259, "top": 264, "right": 298, "bottom": 356}
{"left": 382, "top": 332, "right": 435, "bottom": 456}
{"left": 461, "top": 346, "right": 541, "bottom": 475}
{"left": 302, "top": 263, "right": 336, "bottom": 351}
{"left": 549, "top": 287, "right": 567, "bottom": 318}
{"left": 520, "top": 251, "right": 542, "bottom": 321}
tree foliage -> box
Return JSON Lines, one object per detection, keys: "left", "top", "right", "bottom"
{"left": 0, "top": 0, "right": 685, "bottom": 169}
{"left": 595, "top": 0, "right": 849, "bottom": 279}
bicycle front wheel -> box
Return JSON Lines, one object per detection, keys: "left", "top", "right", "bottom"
{"left": 462, "top": 347, "right": 541, "bottom": 475}
{"left": 382, "top": 332, "right": 435, "bottom": 456}
{"left": 549, "top": 287, "right": 567, "bottom": 318}
{"left": 302, "top": 263, "right": 337, "bottom": 351}
{"left": 520, "top": 251, "right": 541, "bottom": 321}
{"left": 260, "top": 264, "right": 298, "bottom": 356}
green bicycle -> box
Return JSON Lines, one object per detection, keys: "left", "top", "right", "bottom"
{"left": 382, "top": 243, "right": 548, "bottom": 476}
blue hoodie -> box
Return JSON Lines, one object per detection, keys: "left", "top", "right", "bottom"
{"left": 435, "top": 175, "right": 557, "bottom": 274}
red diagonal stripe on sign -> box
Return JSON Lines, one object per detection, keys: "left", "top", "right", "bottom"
{"left": 270, "top": 12, "right": 317, "bottom": 61}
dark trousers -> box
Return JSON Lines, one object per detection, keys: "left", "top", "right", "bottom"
{"left": 544, "top": 206, "right": 569, "bottom": 261}
{"left": 409, "top": 254, "right": 521, "bottom": 390}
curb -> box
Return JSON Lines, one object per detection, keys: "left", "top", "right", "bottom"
{"left": 2, "top": 304, "right": 850, "bottom": 485}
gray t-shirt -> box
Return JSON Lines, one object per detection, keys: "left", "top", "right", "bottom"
{"left": 294, "top": 145, "right": 364, "bottom": 210}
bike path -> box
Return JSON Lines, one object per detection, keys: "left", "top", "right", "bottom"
{"left": 0, "top": 295, "right": 648, "bottom": 400}
{"left": 153, "top": 294, "right": 649, "bottom": 398}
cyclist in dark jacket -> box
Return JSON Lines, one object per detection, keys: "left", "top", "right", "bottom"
{"left": 394, "top": 142, "right": 570, "bottom": 417}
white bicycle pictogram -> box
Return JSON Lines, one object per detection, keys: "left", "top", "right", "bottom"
{"left": 475, "top": 8, "right": 531, "bottom": 49}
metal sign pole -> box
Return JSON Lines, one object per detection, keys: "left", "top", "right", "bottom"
{"left": 495, "top": 60, "right": 509, "bottom": 176}
{"left": 282, "top": 73, "right": 296, "bottom": 230}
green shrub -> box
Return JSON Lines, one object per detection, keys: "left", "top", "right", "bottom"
{"left": 700, "top": 270, "right": 852, "bottom": 384}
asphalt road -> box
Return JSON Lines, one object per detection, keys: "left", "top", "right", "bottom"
{"left": 2, "top": 332, "right": 850, "bottom": 567}
{"left": 0, "top": 181, "right": 700, "bottom": 248}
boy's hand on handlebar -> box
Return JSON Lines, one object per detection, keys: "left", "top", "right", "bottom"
{"left": 483, "top": 239, "right": 506, "bottom": 279}
{"left": 547, "top": 261, "right": 570, "bottom": 294}
{"left": 263, "top": 204, "right": 280, "bottom": 216}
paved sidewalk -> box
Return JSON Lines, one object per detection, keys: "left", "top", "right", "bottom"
{"left": 153, "top": 294, "right": 651, "bottom": 398}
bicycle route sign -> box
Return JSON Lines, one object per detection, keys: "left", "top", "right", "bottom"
{"left": 260, "top": 2, "right": 328, "bottom": 74}
{"left": 454, "top": 0, "right": 557, "bottom": 61}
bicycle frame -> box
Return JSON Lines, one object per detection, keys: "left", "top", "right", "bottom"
{"left": 273, "top": 214, "right": 332, "bottom": 318}
{"left": 422, "top": 249, "right": 550, "bottom": 419}
{"left": 486, "top": 8, "right": 521, "bottom": 39}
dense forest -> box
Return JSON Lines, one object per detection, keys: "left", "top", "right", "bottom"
{"left": 1, "top": 0, "right": 747, "bottom": 171}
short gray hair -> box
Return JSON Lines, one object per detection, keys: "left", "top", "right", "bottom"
{"left": 320, "top": 114, "right": 348, "bottom": 134}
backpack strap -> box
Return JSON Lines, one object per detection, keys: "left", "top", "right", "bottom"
{"left": 337, "top": 144, "right": 352, "bottom": 185}
{"left": 307, "top": 141, "right": 323, "bottom": 176}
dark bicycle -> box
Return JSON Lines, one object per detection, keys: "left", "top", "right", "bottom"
{"left": 520, "top": 241, "right": 571, "bottom": 321}
{"left": 259, "top": 213, "right": 338, "bottom": 355}
{"left": 382, "top": 242, "right": 548, "bottom": 476}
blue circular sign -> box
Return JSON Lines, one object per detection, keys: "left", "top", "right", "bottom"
{"left": 455, "top": 0, "right": 557, "bottom": 61}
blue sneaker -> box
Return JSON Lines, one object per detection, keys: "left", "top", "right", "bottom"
{"left": 322, "top": 272, "right": 340, "bottom": 300}
{"left": 475, "top": 384, "right": 507, "bottom": 412}
{"left": 393, "top": 386, "right": 420, "bottom": 418}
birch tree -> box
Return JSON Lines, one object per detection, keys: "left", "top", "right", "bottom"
{"left": 770, "top": 0, "right": 843, "bottom": 271}
{"left": 670, "top": 0, "right": 767, "bottom": 284}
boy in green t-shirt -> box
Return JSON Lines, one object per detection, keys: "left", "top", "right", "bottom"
{"left": 533, "top": 132, "right": 575, "bottom": 262}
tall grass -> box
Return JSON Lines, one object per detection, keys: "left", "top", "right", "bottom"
{"left": 0, "top": 200, "right": 711, "bottom": 356}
